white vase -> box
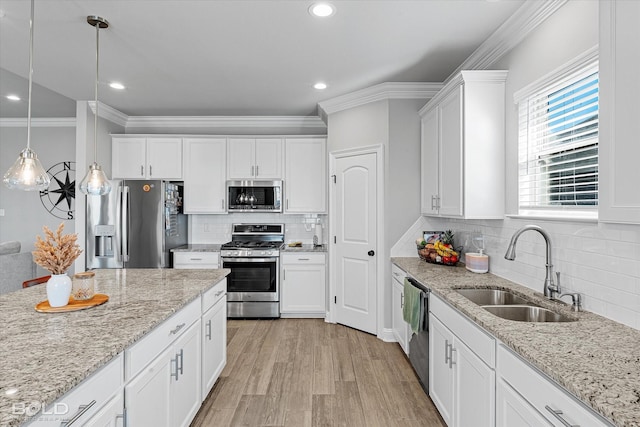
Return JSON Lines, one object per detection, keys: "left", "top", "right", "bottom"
{"left": 47, "top": 274, "right": 72, "bottom": 307}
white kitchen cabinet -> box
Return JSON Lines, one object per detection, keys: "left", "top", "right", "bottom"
{"left": 227, "top": 138, "right": 282, "bottom": 179}
{"left": 201, "top": 280, "right": 227, "bottom": 401}
{"left": 599, "top": 0, "right": 640, "bottom": 224}
{"left": 173, "top": 251, "right": 220, "bottom": 269}
{"left": 112, "top": 136, "right": 183, "bottom": 179}
{"left": 419, "top": 70, "right": 507, "bottom": 218}
{"left": 284, "top": 137, "right": 327, "bottom": 213}
{"left": 170, "top": 321, "right": 202, "bottom": 427}
{"left": 280, "top": 253, "right": 326, "bottom": 317}
{"left": 84, "top": 391, "right": 125, "bottom": 427}
{"left": 497, "top": 344, "right": 615, "bottom": 427}
{"left": 391, "top": 264, "right": 410, "bottom": 354}
{"left": 496, "top": 378, "right": 553, "bottom": 427}
{"left": 183, "top": 138, "right": 227, "bottom": 214}
{"left": 429, "top": 294, "right": 495, "bottom": 427}
{"left": 25, "top": 354, "right": 123, "bottom": 427}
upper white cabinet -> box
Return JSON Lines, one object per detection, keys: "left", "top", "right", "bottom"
{"left": 599, "top": 0, "right": 640, "bottom": 224}
{"left": 183, "top": 138, "right": 227, "bottom": 214}
{"left": 112, "top": 136, "right": 183, "bottom": 180}
{"left": 284, "top": 138, "right": 327, "bottom": 213}
{"left": 227, "top": 138, "right": 282, "bottom": 180}
{"left": 420, "top": 71, "right": 507, "bottom": 219}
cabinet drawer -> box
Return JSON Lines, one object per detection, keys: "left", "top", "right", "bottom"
{"left": 27, "top": 354, "right": 123, "bottom": 426}
{"left": 202, "top": 278, "right": 227, "bottom": 313}
{"left": 173, "top": 252, "right": 219, "bottom": 268}
{"left": 498, "top": 344, "right": 614, "bottom": 427}
{"left": 281, "top": 253, "right": 325, "bottom": 265}
{"left": 126, "top": 298, "right": 200, "bottom": 380}
{"left": 430, "top": 293, "right": 495, "bottom": 367}
{"left": 391, "top": 264, "right": 406, "bottom": 282}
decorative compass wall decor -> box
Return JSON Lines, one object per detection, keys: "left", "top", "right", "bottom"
{"left": 39, "top": 161, "right": 76, "bottom": 219}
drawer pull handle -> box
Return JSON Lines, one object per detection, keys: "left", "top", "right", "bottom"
{"left": 60, "top": 400, "right": 96, "bottom": 426}
{"left": 189, "top": 258, "right": 203, "bottom": 261}
{"left": 206, "top": 319, "right": 212, "bottom": 340}
{"left": 444, "top": 340, "right": 451, "bottom": 365}
{"left": 215, "top": 290, "right": 224, "bottom": 297}
{"left": 545, "top": 405, "right": 580, "bottom": 427}
{"left": 449, "top": 347, "right": 456, "bottom": 368}
{"left": 177, "top": 348, "right": 184, "bottom": 375}
{"left": 298, "top": 258, "right": 310, "bottom": 261}
{"left": 170, "top": 323, "right": 186, "bottom": 335}
{"left": 400, "top": 294, "right": 404, "bottom": 309}
{"left": 171, "top": 354, "right": 179, "bottom": 380}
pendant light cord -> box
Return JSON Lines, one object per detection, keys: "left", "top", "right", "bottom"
{"left": 26, "top": 0, "right": 34, "bottom": 151}
{"left": 93, "top": 20, "right": 100, "bottom": 164}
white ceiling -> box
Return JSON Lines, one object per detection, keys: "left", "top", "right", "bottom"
{"left": 0, "top": 0, "right": 525, "bottom": 118}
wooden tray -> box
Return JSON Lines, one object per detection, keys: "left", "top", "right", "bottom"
{"left": 35, "top": 294, "right": 109, "bottom": 313}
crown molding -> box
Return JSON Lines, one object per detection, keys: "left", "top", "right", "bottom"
{"left": 125, "top": 115, "right": 326, "bottom": 130}
{"left": 88, "top": 101, "right": 129, "bottom": 127}
{"left": 317, "top": 82, "right": 444, "bottom": 116}
{"left": 446, "top": 0, "right": 569, "bottom": 83}
{"left": 0, "top": 117, "right": 76, "bottom": 127}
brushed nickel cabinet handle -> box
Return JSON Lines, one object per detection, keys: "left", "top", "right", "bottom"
{"left": 205, "top": 319, "right": 212, "bottom": 340}
{"left": 169, "top": 323, "right": 186, "bottom": 335}
{"left": 140, "top": 165, "right": 144, "bottom": 176}
{"left": 545, "top": 405, "right": 580, "bottom": 427}
{"left": 60, "top": 400, "right": 97, "bottom": 426}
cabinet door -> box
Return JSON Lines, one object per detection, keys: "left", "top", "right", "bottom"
{"left": 284, "top": 138, "right": 326, "bottom": 213}
{"left": 171, "top": 320, "right": 202, "bottom": 427}
{"left": 112, "top": 137, "right": 146, "bottom": 179}
{"left": 497, "top": 379, "right": 552, "bottom": 427}
{"left": 420, "top": 108, "right": 439, "bottom": 215}
{"left": 254, "top": 138, "right": 282, "bottom": 179}
{"left": 147, "top": 138, "right": 183, "bottom": 179}
{"left": 227, "top": 138, "right": 255, "bottom": 179}
{"left": 391, "top": 278, "right": 408, "bottom": 354}
{"left": 84, "top": 392, "right": 125, "bottom": 427}
{"left": 183, "top": 138, "right": 227, "bottom": 213}
{"left": 599, "top": 0, "right": 640, "bottom": 223}
{"left": 454, "top": 337, "right": 495, "bottom": 427}
{"left": 281, "top": 257, "right": 326, "bottom": 315}
{"left": 438, "top": 86, "right": 464, "bottom": 217}
{"left": 202, "top": 297, "right": 227, "bottom": 401}
{"left": 429, "top": 314, "right": 454, "bottom": 426}
{"left": 125, "top": 346, "right": 172, "bottom": 427}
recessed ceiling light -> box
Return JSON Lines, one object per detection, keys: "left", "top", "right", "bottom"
{"left": 309, "top": 2, "right": 335, "bottom": 18}
{"left": 109, "top": 82, "right": 125, "bottom": 90}
{"left": 314, "top": 82, "right": 327, "bottom": 90}
{"left": 6, "top": 94, "right": 21, "bottom": 101}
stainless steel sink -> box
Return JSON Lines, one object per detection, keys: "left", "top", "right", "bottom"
{"left": 455, "top": 288, "right": 532, "bottom": 306}
{"left": 482, "top": 305, "right": 575, "bottom": 323}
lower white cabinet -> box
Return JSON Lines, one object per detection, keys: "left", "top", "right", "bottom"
{"left": 391, "top": 264, "right": 410, "bottom": 354}
{"left": 125, "top": 320, "right": 201, "bottom": 427}
{"left": 201, "top": 280, "right": 227, "bottom": 401}
{"left": 85, "top": 391, "right": 125, "bottom": 427}
{"left": 497, "top": 344, "right": 615, "bottom": 427}
{"left": 173, "top": 251, "right": 220, "bottom": 269}
{"left": 280, "top": 253, "right": 326, "bottom": 317}
{"left": 429, "top": 294, "right": 495, "bottom": 427}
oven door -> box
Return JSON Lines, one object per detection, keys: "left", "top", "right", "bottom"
{"left": 222, "top": 257, "right": 279, "bottom": 302}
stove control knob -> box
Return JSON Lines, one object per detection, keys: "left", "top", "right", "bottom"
{"left": 261, "top": 251, "right": 267, "bottom": 255}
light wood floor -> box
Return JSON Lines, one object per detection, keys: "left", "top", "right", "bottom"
{"left": 191, "top": 318, "right": 446, "bottom": 427}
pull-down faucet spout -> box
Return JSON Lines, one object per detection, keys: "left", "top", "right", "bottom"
{"left": 504, "top": 225, "right": 559, "bottom": 299}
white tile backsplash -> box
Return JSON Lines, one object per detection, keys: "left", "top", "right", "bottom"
{"left": 392, "top": 216, "right": 640, "bottom": 330}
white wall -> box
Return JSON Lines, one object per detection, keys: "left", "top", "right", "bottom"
{"left": 394, "top": 1, "right": 640, "bottom": 330}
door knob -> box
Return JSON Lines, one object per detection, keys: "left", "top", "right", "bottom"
{"left": 368, "top": 250, "right": 375, "bottom": 256}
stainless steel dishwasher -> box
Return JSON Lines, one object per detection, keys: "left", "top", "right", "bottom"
{"left": 406, "top": 277, "right": 430, "bottom": 394}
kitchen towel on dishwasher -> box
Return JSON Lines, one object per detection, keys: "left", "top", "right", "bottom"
{"left": 403, "top": 278, "right": 423, "bottom": 334}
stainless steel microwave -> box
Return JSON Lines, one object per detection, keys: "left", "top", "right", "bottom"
{"left": 227, "top": 180, "right": 282, "bottom": 212}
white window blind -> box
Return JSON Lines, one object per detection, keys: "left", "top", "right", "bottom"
{"left": 517, "top": 65, "right": 599, "bottom": 212}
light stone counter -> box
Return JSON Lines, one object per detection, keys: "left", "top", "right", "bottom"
{"left": 171, "top": 244, "right": 223, "bottom": 252}
{"left": 392, "top": 257, "right": 639, "bottom": 427}
{"left": 0, "top": 268, "right": 229, "bottom": 427}
{"left": 281, "top": 244, "right": 327, "bottom": 253}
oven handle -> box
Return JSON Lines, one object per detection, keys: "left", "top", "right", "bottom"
{"left": 222, "top": 257, "right": 278, "bottom": 263}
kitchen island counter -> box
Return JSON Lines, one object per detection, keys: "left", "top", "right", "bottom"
{"left": 392, "top": 257, "right": 639, "bottom": 427}
{"left": 0, "top": 268, "right": 229, "bottom": 427}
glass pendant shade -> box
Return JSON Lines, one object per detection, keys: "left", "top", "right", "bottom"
{"left": 3, "top": 147, "right": 50, "bottom": 191}
{"left": 79, "top": 162, "right": 111, "bottom": 196}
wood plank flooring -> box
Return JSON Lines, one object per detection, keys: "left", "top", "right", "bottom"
{"left": 191, "top": 319, "right": 446, "bottom": 427}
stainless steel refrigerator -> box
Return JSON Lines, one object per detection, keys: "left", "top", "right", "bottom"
{"left": 86, "top": 180, "right": 187, "bottom": 269}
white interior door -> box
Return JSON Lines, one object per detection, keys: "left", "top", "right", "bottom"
{"left": 334, "top": 151, "right": 377, "bottom": 334}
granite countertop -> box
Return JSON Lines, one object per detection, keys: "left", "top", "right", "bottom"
{"left": 392, "top": 257, "right": 640, "bottom": 427}
{"left": 171, "top": 244, "right": 222, "bottom": 252}
{"left": 281, "top": 244, "right": 327, "bottom": 252}
{"left": 0, "top": 268, "right": 229, "bottom": 427}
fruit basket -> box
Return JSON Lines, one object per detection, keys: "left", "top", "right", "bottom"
{"left": 416, "top": 230, "right": 460, "bottom": 266}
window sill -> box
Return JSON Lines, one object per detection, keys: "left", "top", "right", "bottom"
{"left": 506, "top": 211, "right": 598, "bottom": 224}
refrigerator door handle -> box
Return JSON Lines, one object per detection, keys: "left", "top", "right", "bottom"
{"left": 121, "top": 185, "right": 130, "bottom": 262}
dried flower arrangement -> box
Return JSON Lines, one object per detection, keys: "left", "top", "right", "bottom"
{"left": 33, "top": 223, "right": 83, "bottom": 275}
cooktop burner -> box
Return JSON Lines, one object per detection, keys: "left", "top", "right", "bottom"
{"left": 221, "top": 241, "right": 282, "bottom": 250}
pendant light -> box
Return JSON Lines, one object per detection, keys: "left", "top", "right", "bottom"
{"left": 79, "top": 16, "right": 111, "bottom": 196}
{"left": 2, "top": 0, "right": 51, "bottom": 191}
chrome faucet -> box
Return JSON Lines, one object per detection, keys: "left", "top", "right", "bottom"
{"left": 504, "top": 225, "right": 560, "bottom": 299}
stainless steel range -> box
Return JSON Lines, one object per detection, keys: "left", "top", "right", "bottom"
{"left": 221, "top": 224, "right": 284, "bottom": 318}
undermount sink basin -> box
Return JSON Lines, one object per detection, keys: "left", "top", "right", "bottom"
{"left": 482, "top": 305, "right": 576, "bottom": 323}
{"left": 455, "top": 288, "right": 532, "bottom": 306}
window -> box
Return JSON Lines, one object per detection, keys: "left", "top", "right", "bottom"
{"left": 515, "top": 50, "right": 598, "bottom": 216}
